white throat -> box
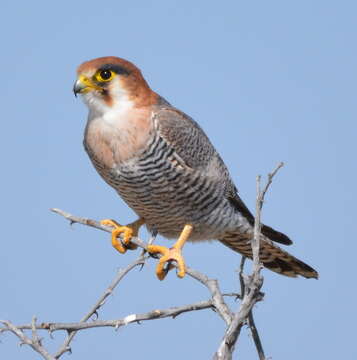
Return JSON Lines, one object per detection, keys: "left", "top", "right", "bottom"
{"left": 81, "top": 77, "right": 135, "bottom": 122}
{"left": 82, "top": 92, "right": 135, "bottom": 126}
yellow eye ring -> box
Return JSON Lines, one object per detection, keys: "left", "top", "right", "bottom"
{"left": 95, "top": 69, "right": 115, "bottom": 82}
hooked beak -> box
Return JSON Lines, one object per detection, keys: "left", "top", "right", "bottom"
{"left": 73, "top": 75, "right": 102, "bottom": 97}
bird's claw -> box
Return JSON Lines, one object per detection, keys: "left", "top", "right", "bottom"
{"left": 100, "top": 219, "right": 140, "bottom": 254}
{"left": 147, "top": 244, "right": 186, "bottom": 280}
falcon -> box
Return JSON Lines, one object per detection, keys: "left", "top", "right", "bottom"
{"left": 73, "top": 56, "right": 318, "bottom": 280}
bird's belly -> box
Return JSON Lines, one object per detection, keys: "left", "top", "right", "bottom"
{"left": 106, "top": 159, "right": 242, "bottom": 241}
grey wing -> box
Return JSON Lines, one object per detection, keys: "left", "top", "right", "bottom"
{"left": 154, "top": 106, "right": 228, "bottom": 176}
{"left": 154, "top": 106, "right": 293, "bottom": 246}
{"left": 154, "top": 105, "right": 241, "bottom": 204}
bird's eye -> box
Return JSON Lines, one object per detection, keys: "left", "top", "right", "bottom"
{"left": 96, "top": 69, "right": 115, "bottom": 82}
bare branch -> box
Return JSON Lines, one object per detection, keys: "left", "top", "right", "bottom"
{"left": 213, "top": 274, "right": 263, "bottom": 360}
{"left": 51, "top": 208, "right": 233, "bottom": 326}
{"left": 222, "top": 293, "right": 241, "bottom": 300}
{"left": 51, "top": 208, "right": 111, "bottom": 234}
{"left": 1, "top": 165, "right": 284, "bottom": 360}
{"left": 185, "top": 267, "right": 233, "bottom": 325}
{"left": 248, "top": 311, "right": 266, "bottom": 360}
{"left": 51, "top": 208, "right": 152, "bottom": 251}
{"left": 260, "top": 162, "right": 284, "bottom": 203}
{"left": 0, "top": 207, "right": 232, "bottom": 358}
{"left": 54, "top": 254, "right": 146, "bottom": 358}
{"left": 2, "top": 300, "right": 213, "bottom": 332}
{"left": 239, "top": 256, "right": 247, "bottom": 298}
{"left": 0, "top": 320, "right": 55, "bottom": 360}
{"left": 213, "top": 163, "right": 283, "bottom": 359}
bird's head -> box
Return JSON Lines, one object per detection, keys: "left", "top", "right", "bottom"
{"left": 74, "top": 56, "right": 155, "bottom": 113}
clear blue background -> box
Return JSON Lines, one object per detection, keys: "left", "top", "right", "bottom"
{"left": 0, "top": 1, "right": 355, "bottom": 359}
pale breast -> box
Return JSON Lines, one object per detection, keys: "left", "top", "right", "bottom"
{"left": 84, "top": 106, "right": 153, "bottom": 169}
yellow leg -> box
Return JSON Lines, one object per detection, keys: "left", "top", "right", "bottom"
{"left": 100, "top": 218, "right": 145, "bottom": 254}
{"left": 148, "top": 224, "right": 193, "bottom": 280}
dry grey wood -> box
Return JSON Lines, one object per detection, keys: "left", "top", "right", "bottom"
{"left": 248, "top": 311, "right": 265, "bottom": 360}
{"left": 1, "top": 253, "right": 215, "bottom": 359}
{"left": 4, "top": 300, "right": 213, "bottom": 333}
{"left": 54, "top": 254, "right": 146, "bottom": 358}
{"left": 185, "top": 268, "right": 233, "bottom": 325}
{"left": 0, "top": 318, "right": 56, "bottom": 360}
{"left": 1, "top": 257, "right": 146, "bottom": 359}
{"left": 213, "top": 275, "right": 264, "bottom": 360}
{"left": 239, "top": 257, "right": 265, "bottom": 360}
{"left": 51, "top": 208, "right": 233, "bottom": 326}
{"left": 213, "top": 163, "right": 284, "bottom": 360}
{"left": 1, "top": 208, "right": 233, "bottom": 358}
{"left": 2, "top": 164, "right": 283, "bottom": 360}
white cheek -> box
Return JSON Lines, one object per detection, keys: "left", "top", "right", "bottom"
{"left": 82, "top": 79, "right": 135, "bottom": 134}
{"left": 81, "top": 92, "right": 107, "bottom": 114}
{"left": 101, "top": 82, "right": 134, "bottom": 124}
{"left": 81, "top": 77, "right": 133, "bottom": 120}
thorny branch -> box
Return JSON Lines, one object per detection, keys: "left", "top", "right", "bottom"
{"left": 4, "top": 300, "right": 213, "bottom": 333}
{"left": 50, "top": 208, "right": 233, "bottom": 326}
{"left": 213, "top": 162, "right": 284, "bottom": 360}
{"left": 1, "top": 318, "right": 56, "bottom": 360}
{"left": 1, "top": 164, "right": 284, "bottom": 359}
{"left": 54, "top": 254, "right": 147, "bottom": 358}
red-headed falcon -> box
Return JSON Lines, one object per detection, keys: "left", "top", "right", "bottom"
{"left": 73, "top": 56, "right": 318, "bottom": 280}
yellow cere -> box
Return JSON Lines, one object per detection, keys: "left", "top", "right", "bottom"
{"left": 78, "top": 74, "right": 102, "bottom": 93}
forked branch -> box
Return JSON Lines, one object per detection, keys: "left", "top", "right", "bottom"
{"left": 1, "top": 164, "right": 284, "bottom": 359}
{"left": 213, "top": 162, "right": 283, "bottom": 360}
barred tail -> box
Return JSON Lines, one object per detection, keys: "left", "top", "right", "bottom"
{"left": 219, "top": 233, "right": 318, "bottom": 279}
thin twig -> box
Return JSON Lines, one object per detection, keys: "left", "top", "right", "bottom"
{"left": 51, "top": 208, "right": 233, "bottom": 326}
{"left": 222, "top": 293, "right": 241, "bottom": 300}
{"left": 260, "top": 162, "right": 284, "bottom": 203}
{"left": 239, "top": 256, "right": 246, "bottom": 298}
{"left": 185, "top": 267, "right": 233, "bottom": 325}
{"left": 1, "top": 300, "right": 213, "bottom": 332}
{"left": 213, "top": 163, "right": 283, "bottom": 360}
{"left": 0, "top": 320, "right": 55, "bottom": 360}
{"left": 51, "top": 208, "right": 149, "bottom": 251}
{"left": 54, "top": 254, "right": 146, "bottom": 358}
{"left": 248, "top": 311, "right": 266, "bottom": 360}
{"left": 238, "top": 257, "right": 265, "bottom": 359}
{"left": 212, "top": 274, "right": 263, "bottom": 360}
{"left": 2, "top": 164, "right": 285, "bottom": 359}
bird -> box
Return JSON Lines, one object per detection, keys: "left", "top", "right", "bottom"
{"left": 73, "top": 56, "right": 318, "bottom": 281}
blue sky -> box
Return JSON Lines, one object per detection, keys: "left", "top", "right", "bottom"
{"left": 0, "top": 1, "right": 355, "bottom": 359}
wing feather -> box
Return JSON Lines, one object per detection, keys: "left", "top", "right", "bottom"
{"left": 154, "top": 105, "right": 292, "bottom": 245}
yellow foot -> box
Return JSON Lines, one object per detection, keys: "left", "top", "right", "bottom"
{"left": 100, "top": 218, "right": 144, "bottom": 254}
{"left": 147, "top": 244, "right": 186, "bottom": 280}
